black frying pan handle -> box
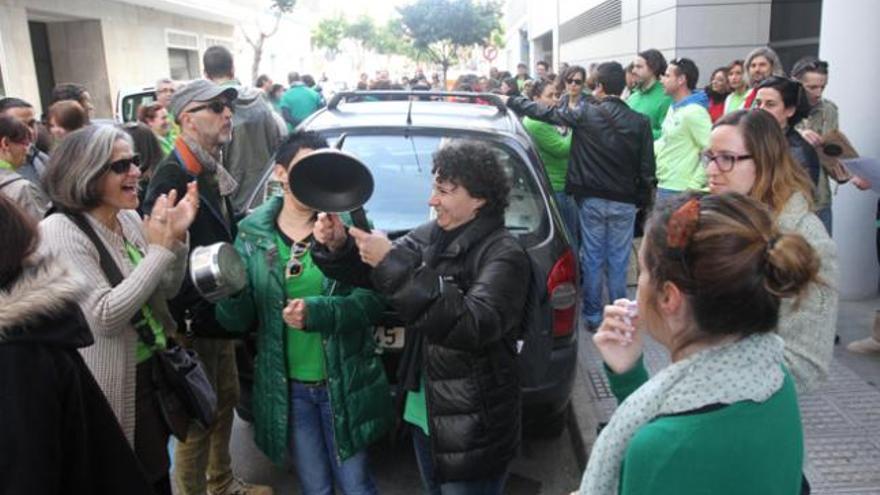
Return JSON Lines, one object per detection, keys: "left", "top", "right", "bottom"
{"left": 349, "top": 207, "right": 371, "bottom": 233}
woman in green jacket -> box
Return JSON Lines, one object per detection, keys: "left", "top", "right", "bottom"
{"left": 522, "top": 78, "right": 576, "bottom": 246}
{"left": 579, "top": 193, "right": 816, "bottom": 495}
{"left": 215, "top": 132, "right": 392, "bottom": 495}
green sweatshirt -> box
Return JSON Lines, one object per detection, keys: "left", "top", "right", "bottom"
{"left": 627, "top": 81, "right": 672, "bottom": 140}
{"left": 608, "top": 361, "right": 804, "bottom": 495}
{"left": 523, "top": 117, "right": 572, "bottom": 192}
{"left": 654, "top": 103, "right": 712, "bottom": 192}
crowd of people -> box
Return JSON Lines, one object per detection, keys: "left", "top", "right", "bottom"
{"left": 0, "top": 37, "right": 876, "bottom": 495}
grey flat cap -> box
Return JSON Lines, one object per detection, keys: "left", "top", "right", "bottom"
{"left": 168, "top": 79, "right": 238, "bottom": 118}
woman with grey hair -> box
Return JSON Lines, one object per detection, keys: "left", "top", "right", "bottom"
{"left": 39, "top": 124, "right": 198, "bottom": 495}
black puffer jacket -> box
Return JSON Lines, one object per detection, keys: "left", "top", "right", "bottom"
{"left": 508, "top": 95, "right": 656, "bottom": 207}
{"left": 312, "top": 214, "right": 530, "bottom": 482}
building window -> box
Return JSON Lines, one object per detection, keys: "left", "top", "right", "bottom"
{"left": 166, "top": 29, "right": 200, "bottom": 80}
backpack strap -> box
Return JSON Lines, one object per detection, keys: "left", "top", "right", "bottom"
{"left": 0, "top": 176, "right": 24, "bottom": 191}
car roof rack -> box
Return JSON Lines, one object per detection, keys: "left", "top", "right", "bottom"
{"left": 326, "top": 90, "right": 509, "bottom": 114}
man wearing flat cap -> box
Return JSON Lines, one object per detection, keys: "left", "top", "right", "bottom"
{"left": 144, "top": 79, "right": 272, "bottom": 495}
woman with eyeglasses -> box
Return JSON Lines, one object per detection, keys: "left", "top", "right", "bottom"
{"left": 579, "top": 192, "right": 815, "bottom": 495}
{"left": 215, "top": 131, "right": 391, "bottom": 495}
{"left": 39, "top": 124, "right": 197, "bottom": 495}
{"left": 0, "top": 115, "right": 50, "bottom": 220}
{"left": 702, "top": 109, "right": 838, "bottom": 394}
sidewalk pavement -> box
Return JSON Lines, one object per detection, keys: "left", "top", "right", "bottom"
{"left": 568, "top": 296, "right": 880, "bottom": 494}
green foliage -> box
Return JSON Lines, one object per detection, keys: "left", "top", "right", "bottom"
{"left": 270, "top": 0, "right": 296, "bottom": 14}
{"left": 311, "top": 16, "right": 348, "bottom": 55}
{"left": 395, "top": 0, "right": 503, "bottom": 81}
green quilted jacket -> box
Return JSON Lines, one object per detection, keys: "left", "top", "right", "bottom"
{"left": 215, "top": 196, "right": 393, "bottom": 465}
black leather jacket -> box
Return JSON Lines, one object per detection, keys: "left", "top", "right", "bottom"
{"left": 312, "top": 214, "right": 530, "bottom": 482}
{"left": 786, "top": 127, "right": 821, "bottom": 187}
{"left": 508, "top": 95, "right": 656, "bottom": 207}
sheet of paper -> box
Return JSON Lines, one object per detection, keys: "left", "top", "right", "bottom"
{"left": 843, "top": 158, "right": 880, "bottom": 194}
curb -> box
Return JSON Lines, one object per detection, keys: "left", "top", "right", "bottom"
{"left": 567, "top": 353, "right": 601, "bottom": 473}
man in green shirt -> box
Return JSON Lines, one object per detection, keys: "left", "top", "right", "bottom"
{"left": 654, "top": 58, "right": 712, "bottom": 200}
{"left": 627, "top": 49, "right": 673, "bottom": 140}
{"left": 279, "top": 72, "right": 323, "bottom": 132}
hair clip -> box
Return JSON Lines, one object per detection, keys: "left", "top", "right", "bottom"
{"left": 667, "top": 197, "right": 701, "bottom": 250}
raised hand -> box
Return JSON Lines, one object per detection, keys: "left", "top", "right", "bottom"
{"left": 282, "top": 299, "right": 308, "bottom": 329}
{"left": 144, "top": 193, "right": 177, "bottom": 249}
{"left": 593, "top": 299, "right": 644, "bottom": 375}
{"left": 348, "top": 227, "right": 391, "bottom": 267}
{"left": 313, "top": 212, "right": 347, "bottom": 251}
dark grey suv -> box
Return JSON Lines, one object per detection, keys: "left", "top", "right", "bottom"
{"left": 239, "top": 91, "right": 579, "bottom": 434}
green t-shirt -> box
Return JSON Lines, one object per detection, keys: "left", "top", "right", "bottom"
{"left": 275, "top": 231, "right": 326, "bottom": 380}
{"left": 724, "top": 89, "right": 748, "bottom": 114}
{"left": 654, "top": 103, "right": 712, "bottom": 192}
{"left": 403, "top": 376, "right": 430, "bottom": 436}
{"left": 124, "top": 241, "right": 167, "bottom": 363}
{"left": 523, "top": 117, "right": 572, "bottom": 192}
{"left": 627, "top": 80, "right": 673, "bottom": 141}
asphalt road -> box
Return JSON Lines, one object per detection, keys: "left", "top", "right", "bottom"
{"left": 227, "top": 415, "right": 581, "bottom": 494}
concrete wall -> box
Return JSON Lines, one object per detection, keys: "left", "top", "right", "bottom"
{"left": 0, "top": 0, "right": 232, "bottom": 117}
{"left": 47, "top": 20, "right": 113, "bottom": 118}
{"left": 821, "top": 0, "right": 880, "bottom": 299}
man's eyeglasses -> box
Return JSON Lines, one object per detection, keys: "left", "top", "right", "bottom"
{"left": 105, "top": 154, "right": 141, "bottom": 174}
{"left": 566, "top": 78, "right": 584, "bottom": 85}
{"left": 186, "top": 100, "right": 233, "bottom": 115}
{"left": 285, "top": 240, "right": 311, "bottom": 279}
{"left": 700, "top": 151, "right": 752, "bottom": 172}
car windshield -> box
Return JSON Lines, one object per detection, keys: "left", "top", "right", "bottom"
{"left": 252, "top": 133, "right": 548, "bottom": 236}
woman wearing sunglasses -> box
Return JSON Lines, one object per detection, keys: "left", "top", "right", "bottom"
{"left": 702, "top": 109, "right": 838, "bottom": 394}
{"left": 215, "top": 131, "right": 391, "bottom": 495}
{"left": 39, "top": 124, "right": 198, "bottom": 495}
{"left": 580, "top": 193, "right": 816, "bottom": 495}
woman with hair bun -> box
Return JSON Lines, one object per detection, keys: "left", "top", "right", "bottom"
{"left": 579, "top": 192, "right": 817, "bottom": 495}
{"left": 703, "top": 108, "right": 838, "bottom": 393}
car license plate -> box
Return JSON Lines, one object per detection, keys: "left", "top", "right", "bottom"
{"left": 373, "top": 326, "right": 405, "bottom": 349}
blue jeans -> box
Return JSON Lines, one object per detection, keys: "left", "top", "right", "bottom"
{"left": 289, "top": 381, "right": 377, "bottom": 495}
{"left": 655, "top": 187, "right": 683, "bottom": 203}
{"left": 577, "top": 197, "right": 637, "bottom": 328}
{"left": 411, "top": 426, "right": 507, "bottom": 495}
{"left": 555, "top": 191, "right": 580, "bottom": 253}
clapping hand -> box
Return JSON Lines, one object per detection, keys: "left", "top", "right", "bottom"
{"left": 348, "top": 227, "right": 392, "bottom": 267}
{"left": 593, "top": 299, "right": 644, "bottom": 375}
{"left": 166, "top": 181, "right": 199, "bottom": 240}
{"left": 144, "top": 182, "right": 198, "bottom": 249}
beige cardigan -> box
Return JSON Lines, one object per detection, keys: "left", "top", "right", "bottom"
{"left": 39, "top": 209, "right": 188, "bottom": 444}
{"left": 776, "top": 192, "right": 839, "bottom": 394}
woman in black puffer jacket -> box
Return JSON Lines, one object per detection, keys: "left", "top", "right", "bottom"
{"left": 0, "top": 195, "right": 153, "bottom": 495}
{"left": 311, "top": 141, "right": 531, "bottom": 493}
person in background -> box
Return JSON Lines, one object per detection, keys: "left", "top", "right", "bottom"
{"left": 654, "top": 58, "right": 711, "bottom": 200}
{"left": 536, "top": 60, "right": 549, "bottom": 79}
{"left": 627, "top": 48, "right": 673, "bottom": 140}
{"left": 742, "top": 46, "right": 785, "bottom": 109}
{"left": 39, "top": 125, "right": 196, "bottom": 495}
{"left": 47, "top": 100, "right": 88, "bottom": 144}
{"left": 0, "top": 115, "right": 49, "bottom": 220}
{"left": 561, "top": 65, "right": 591, "bottom": 110}
{"left": 215, "top": 132, "right": 392, "bottom": 494}
{"left": 0, "top": 97, "right": 49, "bottom": 186}
{"left": 705, "top": 67, "right": 730, "bottom": 123}
{"left": 504, "top": 62, "right": 656, "bottom": 333}
{"left": 755, "top": 76, "right": 820, "bottom": 188}
{"left": 279, "top": 71, "right": 323, "bottom": 132}
{"left": 0, "top": 196, "right": 155, "bottom": 495}
{"left": 515, "top": 62, "right": 532, "bottom": 91}
{"left": 523, "top": 79, "right": 575, "bottom": 243}
{"left": 704, "top": 109, "right": 838, "bottom": 393}
{"left": 203, "top": 45, "right": 285, "bottom": 214}
{"left": 50, "top": 82, "right": 95, "bottom": 119}
{"left": 501, "top": 76, "right": 521, "bottom": 98}
{"left": 792, "top": 56, "right": 840, "bottom": 235}
{"left": 137, "top": 103, "right": 174, "bottom": 156}
{"left": 267, "top": 83, "right": 286, "bottom": 113}
{"left": 122, "top": 122, "right": 164, "bottom": 214}
{"left": 156, "top": 78, "right": 181, "bottom": 141}
{"left": 724, "top": 60, "right": 748, "bottom": 114}
{"left": 578, "top": 192, "right": 814, "bottom": 495}
{"left": 255, "top": 74, "right": 273, "bottom": 95}
{"left": 312, "top": 141, "right": 529, "bottom": 495}
{"left": 621, "top": 62, "right": 637, "bottom": 100}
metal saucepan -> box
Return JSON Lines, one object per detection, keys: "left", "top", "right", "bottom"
{"left": 189, "top": 242, "right": 247, "bottom": 303}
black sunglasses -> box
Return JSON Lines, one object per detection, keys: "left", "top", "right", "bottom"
{"left": 566, "top": 78, "right": 584, "bottom": 85}
{"left": 186, "top": 100, "right": 233, "bottom": 115}
{"left": 105, "top": 154, "right": 141, "bottom": 174}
